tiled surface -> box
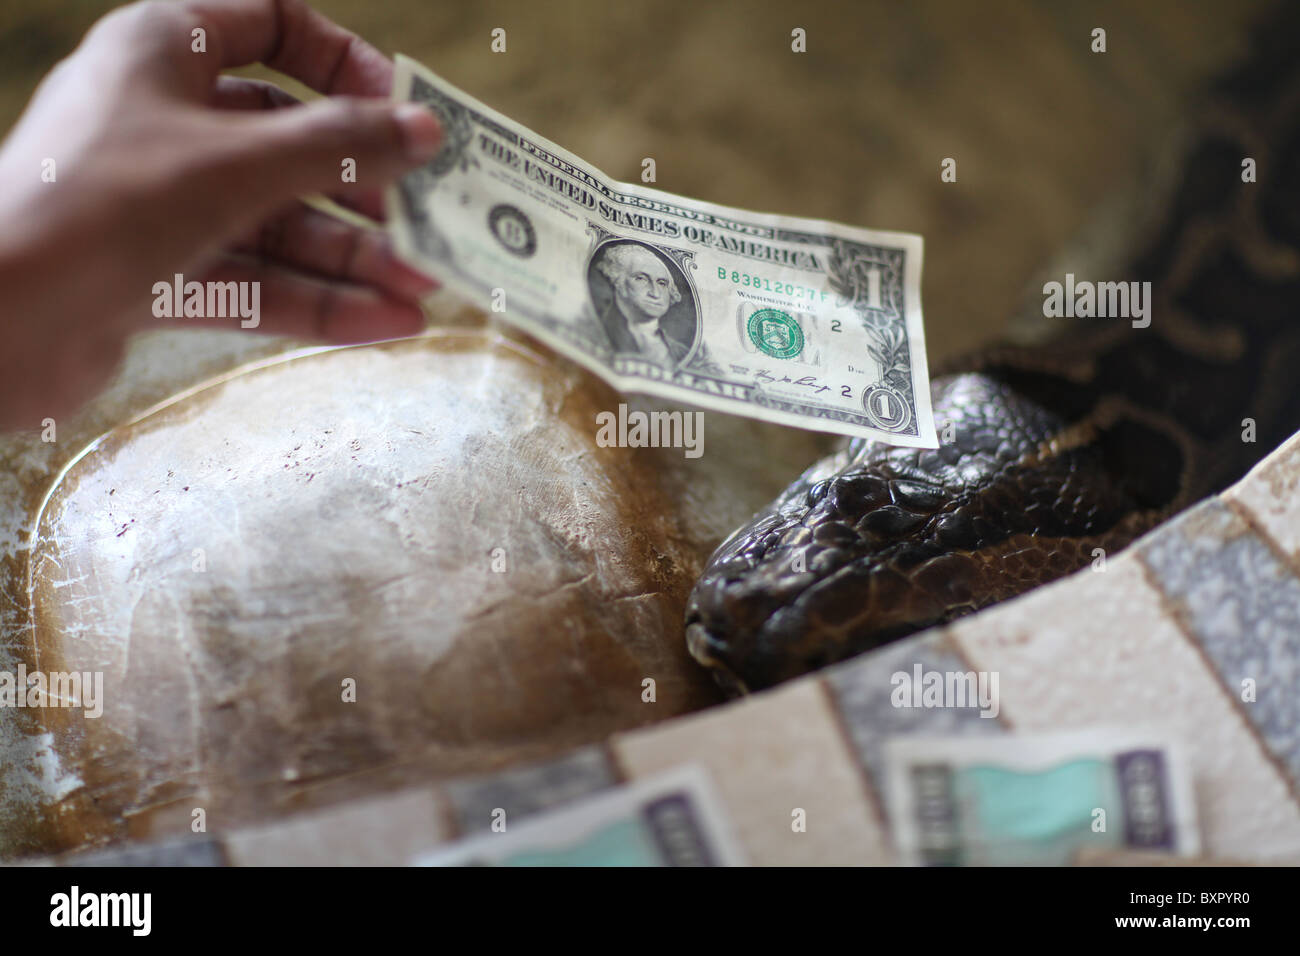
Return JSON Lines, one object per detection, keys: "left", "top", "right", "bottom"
{"left": 1139, "top": 500, "right": 1300, "bottom": 795}
{"left": 62, "top": 838, "right": 228, "bottom": 867}
{"left": 1226, "top": 430, "right": 1300, "bottom": 567}
{"left": 950, "top": 547, "right": 1300, "bottom": 862}
{"left": 222, "top": 788, "right": 446, "bottom": 866}
{"left": 22, "top": 429, "right": 1300, "bottom": 867}
{"left": 441, "top": 745, "right": 620, "bottom": 838}
{"left": 824, "top": 629, "right": 1005, "bottom": 813}
{"left": 613, "top": 680, "right": 889, "bottom": 865}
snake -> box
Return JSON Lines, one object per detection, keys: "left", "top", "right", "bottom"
{"left": 685, "top": 8, "right": 1300, "bottom": 695}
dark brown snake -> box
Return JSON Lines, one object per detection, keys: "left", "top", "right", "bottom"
{"left": 685, "top": 9, "right": 1300, "bottom": 694}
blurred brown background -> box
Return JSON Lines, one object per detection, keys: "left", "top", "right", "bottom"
{"left": 0, "top": 0, "right": 1272, "bottom": 362}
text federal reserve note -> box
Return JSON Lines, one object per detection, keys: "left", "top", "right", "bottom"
{"left": 387, "top": 55, "right": 936, "bottom": 446}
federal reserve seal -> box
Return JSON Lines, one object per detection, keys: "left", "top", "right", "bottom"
{"left": 488, "top": 204, "right": 537, "bottom": 258}
{"left": 747, "top": 308, "right": 804, "bottom": 359}
{"left": 861, "top": 383, "right": 911, "bottom": 432}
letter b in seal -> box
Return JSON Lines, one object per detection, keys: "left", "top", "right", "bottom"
{"left": 488, "top": 204, "right": 537, "bottom": 258}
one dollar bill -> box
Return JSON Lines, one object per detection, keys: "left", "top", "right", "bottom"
{"left": 884, "top": 730, "right": 1201, "bottom": 866}
{"left": 415, "top": 766, "right": 745, "bottom": 866}
{"left": 387, "top": 55, "right": 936, "bottom": 446}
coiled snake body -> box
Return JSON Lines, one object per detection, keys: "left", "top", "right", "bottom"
{"left": 686, "top": 14, "right": 1300, "bottom": 694}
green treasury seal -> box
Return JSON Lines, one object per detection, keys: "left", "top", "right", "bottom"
{"left": 747, "top": 308, "right": 804, "bottom": 359}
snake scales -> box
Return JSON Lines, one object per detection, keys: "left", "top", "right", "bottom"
{"left": 686, "top": 9, "right": 1300, "bottom": 694}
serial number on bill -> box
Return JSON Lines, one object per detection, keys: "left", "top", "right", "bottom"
{"left": 716, "top": 268, "right": 831, "bottom": 302}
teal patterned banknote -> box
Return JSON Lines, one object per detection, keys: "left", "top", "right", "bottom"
{"left": 884, "top": 730, "right": 1201, "bottom": 866}
{"left": 416, "top": 766, "right": 744, "bottom": 867}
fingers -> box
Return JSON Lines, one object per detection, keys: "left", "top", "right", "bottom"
{"left": 328, "top": 187, "right": 387, "bottom": 224}
{"left": 230, "top": 202, "right": 437, "bottom": 300}
{"left": 181, "top": 0, "right": 394, "bottom": 96}
{"left": 169, "top": 255, "right": 427, "bottom": 344}
{"left": 210, "top": 75, "right": 302, "bottom": 111}
{"left": 79, "top": 1, "right": 392, "bottom": 102}
{"left": 223, "top": 96, "right": 440, "bottom": 225}
{"left": 82, "top": 4, "right": 440, "bottom": 230}
{"left": 209, "top": 77, "right": 390, "bottom": 220}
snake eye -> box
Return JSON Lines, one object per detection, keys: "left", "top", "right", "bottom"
{"left": 805, "top": 479, "right": 833, "bottom": 506}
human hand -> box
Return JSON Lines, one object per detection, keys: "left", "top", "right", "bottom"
{"left": 0, "top": 0, "right": 443, "bottom": 429}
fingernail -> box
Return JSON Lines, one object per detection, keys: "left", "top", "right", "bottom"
{"left": 395, "top": 104, "right": 442, "bottom": 161}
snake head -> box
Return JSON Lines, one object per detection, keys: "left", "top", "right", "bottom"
{"left": 685, "top": 371, "right": 1185, "bottom": 694}
{"left": 685, "top": 440, "right": 972, "bottom": 693}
